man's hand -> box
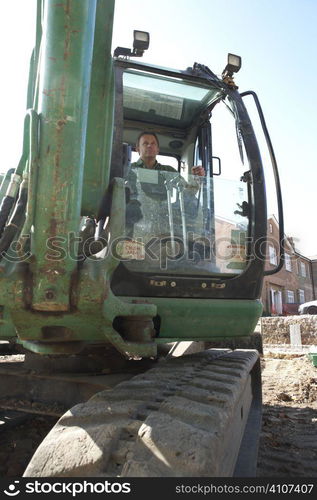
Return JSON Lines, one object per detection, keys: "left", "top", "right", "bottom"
{"left": 191, "top": 165, "right": 205, "bottom": 176}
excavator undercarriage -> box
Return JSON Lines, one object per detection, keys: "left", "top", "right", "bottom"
{"left": 23, "top": 348, "right": 261, "bottom": 477}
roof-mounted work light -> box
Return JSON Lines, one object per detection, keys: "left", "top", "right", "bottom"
{"left": 222, "top": 53, "right": 242, "bottom": 79}
{"left": 133, "top": 31, "right": 150, "bottom": 56}
{"left": 114, "top": 30, "right": 150, "bottom": 58}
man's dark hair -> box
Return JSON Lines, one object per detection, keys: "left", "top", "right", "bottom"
{"left": 136, "top": 131, "right": 159, "bottom": 147}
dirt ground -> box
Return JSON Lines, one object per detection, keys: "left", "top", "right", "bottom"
{"left": 256, "top": 351, "right": 317, "bottom": 477}
{"left": 0, "top": 351, "right": 316, "bottom": 478}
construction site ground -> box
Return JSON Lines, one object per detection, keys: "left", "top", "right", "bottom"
{"left": 257, "top": 347, "right": 317, "bottom": 477}
{"left": 0, "top": 346, "right": 316, "bottom": 478}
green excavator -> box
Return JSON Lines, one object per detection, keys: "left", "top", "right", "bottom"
{"left": 0, "top": 0, "right": 283, "bottom": 477}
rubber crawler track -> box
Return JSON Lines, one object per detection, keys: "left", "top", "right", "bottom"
{"left": 24, "top": 349, "right": 259, "bottom": 477}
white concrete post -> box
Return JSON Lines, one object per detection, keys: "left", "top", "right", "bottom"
{"left": 290, "top": 324, "right": 302, "bottom": 346}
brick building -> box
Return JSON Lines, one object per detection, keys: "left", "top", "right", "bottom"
{"left": 261, "top": 216, "right": 315, "bottom": 315}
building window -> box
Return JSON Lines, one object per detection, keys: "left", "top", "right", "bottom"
{"left": 285, "top": 253, "right": 292, "bottom": 272}
{"left": 269, "top": 245, "right": 277, "bottom": 265}
{"left": 300, "top": 261, "right": 306, "bottom": 277}
{"left": 298, "top": 289, "right": 305, "bottom": 303}
{"left": 269, "top": 223, "right": 273, "bottom": 234}
{"left": 286, "top": 290, "right": 295, "bottom": 303}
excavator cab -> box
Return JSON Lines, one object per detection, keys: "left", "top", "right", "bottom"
{"left": 100, "top": 54, "right": 277, "bottom": 345}
{"left": 112, "top": 63, "right": 253, "bottom": 290}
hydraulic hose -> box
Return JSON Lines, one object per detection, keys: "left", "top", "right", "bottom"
{"left": 0, "top": 168, "right": 15, "bottom": 200}
{"left": 0, "top": 173, "right": 22, "bottom": 239}
{"left": 0, "top": 108, "right": 38, "bottom": 242}
{"left": 0, "top": 176, "right": 28, "bottom": 261}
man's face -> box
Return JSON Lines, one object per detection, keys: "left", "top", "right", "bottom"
{"left": 137, "top": 134, "right": 159, "bottom": 162}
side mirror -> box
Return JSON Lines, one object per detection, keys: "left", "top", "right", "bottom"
{"left": 212, "top": 156, "right": 221, "bottom": 176}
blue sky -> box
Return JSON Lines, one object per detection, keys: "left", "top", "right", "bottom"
{"left": 1, "top": 0, "right": 316, "bottom": 255}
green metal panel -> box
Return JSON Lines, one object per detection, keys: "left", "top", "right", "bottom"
{"left": 0, "top": 294, "right": 261, "bottom": 353}
{"left": 144, "top": 297, "right": 263, "bottom": 339}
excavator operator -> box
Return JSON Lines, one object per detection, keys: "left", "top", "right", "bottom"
{"left": 132, "top": 131, "right": 205, "bottom": 176}
{"left": 125, "top": 131, "right": 205, "bottom": 228}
